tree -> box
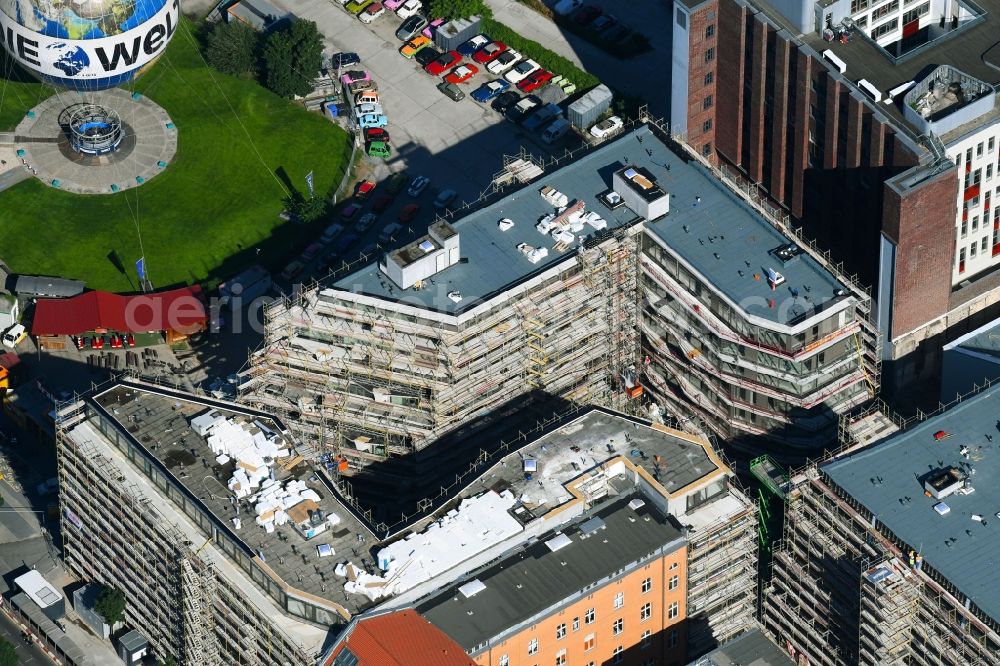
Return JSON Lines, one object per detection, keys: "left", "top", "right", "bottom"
{"left": 95, "top": 586, "right": 126, "bottom": 626}
{"left": 204, "top": 21, "right": 260, "bottom": 78}
{"left": 0, "top": 638, "right": 16, "bottom": 666}
{"left": 284, "top": 193, "right": 328, "bottom": 223}
{"left": 262, "top": 20, "right": 324, "bottom": 99}
{"left": 429, "top": 0, "right": 491, "bottom": 19}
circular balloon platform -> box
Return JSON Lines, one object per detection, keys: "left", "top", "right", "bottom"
{"left": 13, "top": 89, "right": 177, "bottom": 194}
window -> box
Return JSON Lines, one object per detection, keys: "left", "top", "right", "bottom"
{"left": 704, "top": 47, "right": 715, "bottom": 62}
{"left": 613, "top": 618, "right": 624, "bottom": 635}
{"left": 870, "top": 17, "right": 898, "bottom": 39}
{"left": 613, "top": 646, "right": 624, "bottom": 665}
{"left": 669, "top": 562, "right": 678, "bottom": 570}
{"left": 642, "top": 577, "right": 652, "bottom": 594}
{"left": 528, "top": 638, "right": 538, "bottom": 655}
{"left": 982, "top": 237, "right": 988, "bottom": 252}
{"left": 641, "top": 603, "right": 652, "bottom": 621}
{"left": 962, "top": 219, "right": 968, "bottom": 238}
{"left": 960, "top": 247, "right": 967, "bottom": 273}
{"left": 705, "top": 24, "right": 715, "bottom": 38}
{"left": 988, "top": 164, "right": 994, "bottom": 180}
{"left": 584, "top": 633, "right": 595, "bottom": 652}
{"left": 971, "top": 241, "right": 977, "bottom": 258}
{"left": 641, "top": 629, "right": 652, "bottom": 648}
{"left": 614, "top": 592, "right": 624, "bottom": 610}
{"left": 703, "top": 95, "right": 713, "bottom": 109}
{"left": 978, "top": 142, "right": 985, "bottom": 158}
{"left": 703, "top": 119, "right": 713, "bottom": 133}
{"left": 667, "top": 628, "right": 679, "bottom": 649}
{"left": 585, "top": 608, "right": 595, "bottom": 624}
{"left": 668, "top": 575, "right": 679, "bottom": 590}
{"left": 974, "top": 215, "right": 980, "bottom": 231}
{"left": 871, "top": 0, "right": 899, "bottom": 21}
{"left": 556, "top": 623, "right": 566, "bottom": 639}
{"left": 556, "top": 649, "right": 567, "bottom": 665}
{"left": 850, "top": 0, "right": 869, "bottom": 12}
{"left": 990, "top": 137, "right": 996, "bottom": 153}
{"left": 704, "top": 72, "right": 714, "bottom": 85}
{"left": 499, "top": 656, "right": 509, "bottom": 666}
{"left": 668, "top": 602, "right": 679, "bottom": 619}
{"left": 901, "top": 1, "right": 928, "bottom": 23}
{"left": 967, "top": 148, "right": 974, "bottom": 164}
{"left": 572, "top": 617, "right": 580, "bottom": 632}
{"left": 702, "top": 142, "right": 713, "bottom": 157}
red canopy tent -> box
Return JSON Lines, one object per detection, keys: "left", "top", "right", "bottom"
{"left": 31, "top": 286, "right": 207, "bottom": 338}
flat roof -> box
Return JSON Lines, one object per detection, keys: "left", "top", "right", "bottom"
{"left": 771, "top": 0, "right": 1000, "bottom": 140}
{"left": 823, "top": 382, "right": 1000, "bottom": 625}
{"left": 689, "top": 628, "right": 796, "bottom": 665}
{"left": 333, "top": 125, "right": 845, "bottom": 325}
{"left": 91, "top": 385, "right": 376, "bottom": 616}
{"left": 415, "top": 495, "right": 685, "bottom": 650}
{"left": 944, "top": 316, "right": 1000, "bottom": 362}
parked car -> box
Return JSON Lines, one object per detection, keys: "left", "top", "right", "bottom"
{"left": 331, "top": 52, "right": 360, "bottom": 68}
{"left": 359, "top": 2, "right": 385, "bottom": 22}
{"left": 471, "top": 78, "right": 510, "bottom": 102}
{"left": 407, "top": 175, "right": 431, "bottom": 196}
{"left": 365, "top": 127, "right": 390, "bottom": 143}
{"left": 398, "top": 203, "right": 421, "bottom": 223}
{"left": 422, "top": 17, "right": 446, "bottom": 38}
{"left": 457, "top": 33, "right": 490, "bottom": 56}
{"left": 367, "top": 141, "right": 391, "bottom": 158}
{"left": 340, "top": 70, "right": 370, "bottom": 85}
{"left": 1, "top": 324, "right": 26, "bottom": 349}
{"left": 603, "top": 24, "right": 632, "bottom": 44}
{"left": 487, "top": 48, "right": 521, "bottom": 74}
{"left": 415, "top": 46, "right": 444, "bottom": 67}
{"left": 355, "top": 90, "right": 380, "bottom": 105}
{"left": 589, "top": 13, "right": 617, "bottom": 32}
{"left": 491, "top": 90, "right": 520, "bottom": 113}
{"left": 522, "top": 102, "right": 561, "bottom": 131}
{"left": 395, "top": 14, "right": 427, "bottom": 39}
{"left": 372, "top": 194, "right": 394, "bottom": 213}
{"left": 356, "top": 180, "right": 377, "bottom": 200}
{"left": 321, "top": 223, "right": 345, "bottom": 242}
{"left": 394, "top": 0, "right": 422, "bottom": 17}
{"left": 445, "top": 64, "right": 478, "bottom": 84}
{"left": 574, "top": 4, "right": 602, "bottom": 24}
{"left": 379, "top": 222, "right": 402, "bottom": 242}
{"left": 359, "top": 113, "right": 389, "bottom": 128}
{"left": 553, "top": 0, "right": 581, "bottom": 15}
{"left": 348, "top": 79, "right": 378, "bottom": 94}
{"left": 434, "top": 189, "right": 457, "bottom": 210}
{"left": 354, "top": 102, "right": 384, "bottom": 117}
{"left": 437, "top": 81, "right": 466, "bottom": 101}
{"left": 387, "top": 172, "right": 409, "bottom": 194}
{"left": 356, "top": 213, "right": 378, "bottom": 232}
{"left": 542, "top": 117, "right": 572, "bottom": 144}
{"left": 383, "top": 0, "right": 406, "bottom": 9}
{"left": 517, "top": 69, "right": 553, "bottom": 92}
{"left": 340, "top": 204, "right": 362, "bottom": 223}
{"left": 425, "top": 50, "right": 462, "bottom": 76}
{"left": 504, "top": 59, "right": 539, "bottom": 83}
{"left": 506, "top": 95, "right": 541, "bottom": 123}
{"left": 590, "top": 115, "right": 624, "bottom": 138}
{"left": 472, "top": 40, "right": 507, "bottom": 64}
{"left": 280, "top": 260, "right": 306, "bottom": 281}
{"left": 344, "top": 0, "right": 372, "bottom": 14}
{"left": 336, "top": 233, "right": 360, "bottom": 253}
{"left": 399, "top": 36, "right": 432, "bottom": 58}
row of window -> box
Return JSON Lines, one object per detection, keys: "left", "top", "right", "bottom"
{"left": 502, "top": 629, "right": 679, "bottom": 665}
{"left": 870, "top": 17, "right": 898, "bottom": 38}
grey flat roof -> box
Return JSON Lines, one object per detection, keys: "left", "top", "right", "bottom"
{"left": 945, "top": 317, "right": 1000, "bottom": 361}
{"left": 416, "top": 495, "right": 684, "bottom": 650}
{"left": 689, "top": 628, "right": 796, "bottom": 666}
{"left": 823, "top": 383, "right": 1000, "bottom": 625}
{"left": 333, "top": 125, "right": 845, "bottom": 325}
{"left": 13, "top": 275, "right": 84, "bottom": 298}
{"left": 92, "top": 385, "right": 376, "bottom": 616}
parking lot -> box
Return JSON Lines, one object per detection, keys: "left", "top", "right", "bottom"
{"left": 271, "top": 0, "right": 603, "bottom": 282}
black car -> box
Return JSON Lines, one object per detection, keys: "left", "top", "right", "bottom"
{"left": 331, "top": 52, "right": 360, "bottom": 68}
{"left": 491, "top": 90, "right": 520, "bottom": 113}
{"left": 602, "top": 24, "right": 632, "bottom": 44}
{"left": 396, "top": 14, "right": 428, "bottom": 40}
{"left": 437, "top": 81, "right": 466, "bottom": 102}
{"left": 415, "top": 47, "right": 444, "bottom": 67}
{"left": 506, "top": 94, "right": 542, "bottom": 123}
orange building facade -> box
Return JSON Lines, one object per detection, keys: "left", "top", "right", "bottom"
{"left": 472, "top": 544, "right": 688, "bottom": 666}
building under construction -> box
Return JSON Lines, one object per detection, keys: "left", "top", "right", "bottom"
{"left": 762, "top": 382, "right": 1000, "bottom": 665}
{"left": 239, "top": 122, "right": 878, "bottom": 468}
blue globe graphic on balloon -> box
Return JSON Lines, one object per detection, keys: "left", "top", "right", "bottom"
{"left": 1, "top": 0, "right": 172, "bottom": 90}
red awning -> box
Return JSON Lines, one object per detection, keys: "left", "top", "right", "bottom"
{"left": 31, "top": 286, "right": 206, "bottom": 337}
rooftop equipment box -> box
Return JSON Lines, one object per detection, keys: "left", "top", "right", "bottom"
{"left": 612, "top": 165, "right": 670, "bottom": 221}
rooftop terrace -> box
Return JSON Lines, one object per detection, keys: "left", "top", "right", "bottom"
{"left": 331, "top": 125, "right": 846, "bottom": 325}
{"left": 415, "top": 495, "right": 685, "bottom": 651}
{"left": 823, "top": 382, "right": 1000, "bottom": 625}
{"left": 90, "top": 384, "right": 377, "bottom": 617}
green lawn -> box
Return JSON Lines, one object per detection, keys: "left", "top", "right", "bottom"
{"left": 0, "top": 20, "right": 353, "bottom": 292}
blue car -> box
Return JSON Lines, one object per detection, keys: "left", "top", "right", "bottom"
{"left": 358, "top": 113, "right": 388, "bottom": 129}
{"left": 336, "top": 233, "right": 359, "bottom": 253}
{"left": 471, "top": 78, "right": 510, "bottom": 102}
{"left": 457, "top": 33, "right": 490, "bottom": 57}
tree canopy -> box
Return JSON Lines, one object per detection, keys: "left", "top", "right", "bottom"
{"left": 95, "top": 586, "right": 126, "bottom": 626}
{"left": 428, "top": 0, "right": 491, "bottom": 20}
{"left": 263, "top": 20, "right": 325, "bottom": 98}
{"left": 204, "top": 21, "right": 260, "bottom": 78}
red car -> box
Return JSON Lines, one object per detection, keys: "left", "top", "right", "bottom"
{"left": 574, "top": 4, "right": 602, "bottom": 24}
{"left": 355, "top": 180, "right": 376, "bottom": 199}
{"left": 373, "top": 194, "right": 394, "bottom": 213}
{"left": 517, "top": 69, "right": 554, "bottom": 92}
{"left": 364, "top": 127, "right": 390, "bottom": 143}
{"left": 398, "top": 203, "right": 421, "bottom": 223}
{"left": 424, "top": 50, "right": 462, "bottom": 76}
{"left": 472, "top": 40, "right": 507, "bottom": 64}
{"left": 111, "top": 335, "right": 123, "bottom": 349}
{"left": 91, "top": 336, "right": 104, "bottom": 349}
{"left": 445, "top": 64, "right": 478, "bottom": 84}
{"left": 126, "top": 334, "right": 136, "bottom": 348}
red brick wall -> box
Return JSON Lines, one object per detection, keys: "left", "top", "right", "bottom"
{"left": 882, "top": 168, "right": 958, "bottom": 338}
{"left": 714, "top": 0, "right": 745, "bottom": 165}
{"left": 683, "top": 2, "right": 720, "bottom": 163}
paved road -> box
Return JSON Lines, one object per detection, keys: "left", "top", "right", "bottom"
{"left": 0, "top": 609, "right": 51, "bottom": 665}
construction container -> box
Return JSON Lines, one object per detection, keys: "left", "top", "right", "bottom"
{"left": 567, "top": 84, "right": 613, "bottom": 129}
{"left": 435, "top": 15, "right": 481, "bottom": 50}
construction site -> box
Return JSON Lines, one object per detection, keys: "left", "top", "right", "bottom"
{"left": 239, "top": 121, "right": 879, "bottom": 476}
{"left": 760, "top": 381, "right": 1000, "bottom": 665}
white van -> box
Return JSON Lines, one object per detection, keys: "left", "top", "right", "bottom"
{"left": 542, "top": 118, "right": 571, "bottom": 144}
{"left": 2, "top": 324, "right": 27, "bottom": 349}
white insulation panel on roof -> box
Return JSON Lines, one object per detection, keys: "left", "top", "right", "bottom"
{"left": 458, "top": 579, "right": 487, "bottom": 598}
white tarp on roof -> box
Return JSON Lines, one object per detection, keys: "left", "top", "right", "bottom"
{"left": 189, "top": 412, "right": 291, "bottom": 499}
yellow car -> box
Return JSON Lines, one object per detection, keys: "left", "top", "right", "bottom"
{"left": 399, "top": 36, "right": 432, "bottom": 59}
